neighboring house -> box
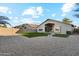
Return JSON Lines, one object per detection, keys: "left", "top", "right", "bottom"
{"left": 37, "top": 19, "right": 74, "bottom": 34}
{"left": 14, "top": 24, "right": 38, "bottom": 32}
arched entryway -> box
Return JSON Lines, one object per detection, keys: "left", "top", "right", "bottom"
{"left": 45, "top": 23, "right": 54, "bottom": 32}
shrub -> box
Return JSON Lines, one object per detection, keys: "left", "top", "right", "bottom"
{"left": 73, "top": 29, "right": 79, "bottom": 34}
{"left": 53, "top": 34, "right": 69, "bottom": 37}
{"left": 22, "top": 32, "right": 49, "bottom": 38}
{"left": 66, "top": 31, "right": 72, "bottom": 35}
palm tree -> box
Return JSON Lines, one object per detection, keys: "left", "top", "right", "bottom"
{"left": 0, "top": 16, "right": 10, "bottom": 27}
{"left": 73, "top": 3, "right": 79, "bottom": 18}
{"left": 62, "top": 18, "right": 72, "bottom": 24}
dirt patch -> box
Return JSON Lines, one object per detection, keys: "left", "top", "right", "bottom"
{"left": 0, "top": 27, "right": 19, "bottom": 36}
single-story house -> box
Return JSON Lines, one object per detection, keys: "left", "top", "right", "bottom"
{"left": 14, "top": 24, "right": 38, "bottom": 33}
{"left": 37, "top": 19, "right": 74, "bottom": 34}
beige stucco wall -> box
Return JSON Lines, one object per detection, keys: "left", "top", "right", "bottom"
{"left": 0, "top": 27, "right": 19, "bottom": 36}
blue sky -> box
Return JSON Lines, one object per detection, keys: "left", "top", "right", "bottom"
{"left": 0, "top": 3, "right": 78, "bottom": 27}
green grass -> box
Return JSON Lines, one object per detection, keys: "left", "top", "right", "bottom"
{"left": 53, "top": 34, "right": 69, "bottom": 38}
{"left": 21, "top": 32, "right": 49, "bottom": 38}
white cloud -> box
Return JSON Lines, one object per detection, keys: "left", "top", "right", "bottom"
{"left": 17, "top": 17, "right": 41, "bottom": 25}
{"left": 61, "top": 3, "right": 75, "bottom": 16}
{"left": 0, "top": 6, "right": 12, "bottom": 14}
{"left": 8, "top": 11, "right": 12, "bottom": 14}
{"left": 22, "top": 7, "right": 35, "bottom": 16}
{"left": 61, "top": 13, "right": 66, "bottom": 17}
{"left": 56, "top": 19, "right": 60, "bottom": 20}
{"left": 33, "top": 20, "right": 41, "bottom": 24}
{"left": 61, "top": 3, "right": 75, "bottom": 13}
{"left": 36, "top": 6, "right": 43, "bottom": 15}
{"left": 21, "top": 18, "right": 33, "bottom": 24}
{"left": 52, "top": 14, "right": 56, "bottom": 17}
{"left": 14, "top": 17, "right": 18, "bottom": 19}
{"left": 9, "top": 17, "right": 13, "bottom": 19}
{"left": 22, "top": 6, "right": 43, "bottom": 18}
{"left": 9, "top": 16, "right": 18, "bottom": 20}
{"left": 0, "top": 6, "right": 8, "bottom": 13}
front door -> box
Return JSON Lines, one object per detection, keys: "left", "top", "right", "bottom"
{"left": 45, "top": 23, "right": 54, "bottom": 32}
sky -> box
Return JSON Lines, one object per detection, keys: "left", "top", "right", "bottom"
{"left": 0, "top": 3, "right": 79, "bottom": 27}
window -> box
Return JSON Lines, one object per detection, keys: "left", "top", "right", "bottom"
{"left": 55, "top": 29, "right": 59, "bottom": 31}
{"left": 22, "top": 25, "right": 24, "bottom": 27}
{"left": 24, "top": 27, "right": 26, "bottom": 29}
{"left": 39, "top": 29, "right": 43, "bottom": 31}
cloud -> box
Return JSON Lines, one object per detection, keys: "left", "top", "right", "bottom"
{"left": 36, "top": 7, "right": 43, "bottom": 15}
{"left": 14, "top": 17, "right": 18, "bottom": 19}
{"left": 61, "top": 13, "right": 66, "bottom": 17}
{"left": 22, "top": 18, "right": 40, "bottom": 24}
{"left": 22, "top": 7, "right": 35, "bottom": 16}
{"left": 0, "top": 6, "right": 12, "bottom": 14}
{"left": 0, "top": 6, "right": 8, "bottom": 13}
{"left": 9, "top": 16, "right": 41, "bottom": 26}
{"left": 22, "top": 6, "right": 43, "bottom": 18}
{"left": 9, "top": 16, "right": 18, "bottom": 20}
{"left": 61, "top": 3, "right": 75, "bottom": 16}
{"left": 20, "top": 18, "right": 33, "bottom": 24}
{"left": 21, "top": 6, "right": 43, "bottom": 25}
{"left": 52, "top": 14, "right": 56, "bottom": 17}
{"left": 56, "top": 19, "right": 60, "bottom": 20}
{"left": 9, "top": 17, "right": 13, "bottom": 19}
{"left": 8, "top": 11, "right": 12, "bottom": 14}
{"left": 8, "top": 16, "right": 22, "bottom": 26}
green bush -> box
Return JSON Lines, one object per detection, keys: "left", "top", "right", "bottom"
{"left": 22, "top": 32, "right": 49, "bottom": 38}
{"left": 73, "top": 29, "right": 79, "bottom": 34}
{"left": 53, "top": 34, "right": 69, "bottom": 37}
{"left": 66, "top": 31, "right": 72, "bottom": 35}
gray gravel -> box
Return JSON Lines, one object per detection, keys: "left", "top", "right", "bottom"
{"left": 0, "top": 35, "right": 79, "bottom": 56}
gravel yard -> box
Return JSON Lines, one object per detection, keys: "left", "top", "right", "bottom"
{"left": 0, "top": 35, "right": 79, "bottom": 56}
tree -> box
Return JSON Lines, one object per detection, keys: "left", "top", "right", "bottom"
{"left": 62, "top": 18, "right": 72, "bottom": 24}
{"left": 0, "top": 16, "right": 11, "bottom": 27}
{"left": 73, "top": 3, "right": 79, "bottom": 18}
